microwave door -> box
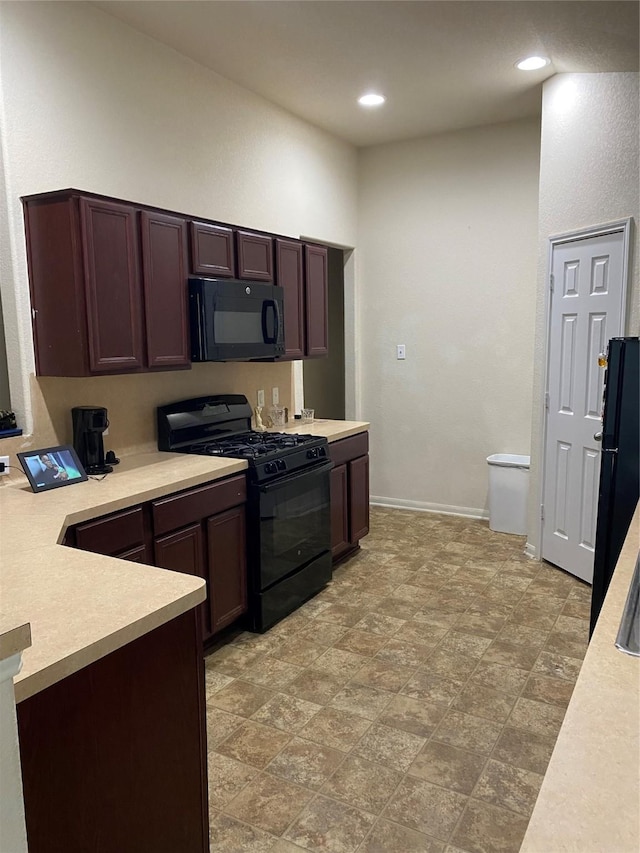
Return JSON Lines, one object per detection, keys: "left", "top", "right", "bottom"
{"left": 213, "top": 294, "right": 275, "bottom": 359}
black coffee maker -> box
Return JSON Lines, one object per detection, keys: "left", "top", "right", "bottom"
{"left": 72, "top": 407, "right": 113, "bottom": 474}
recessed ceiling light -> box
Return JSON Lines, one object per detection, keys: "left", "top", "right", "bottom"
{"left": 516, "top": 56, "right": 550, "bottom": 71}
{"left": 358, "top": 93, "right": 385, "bottom": 107}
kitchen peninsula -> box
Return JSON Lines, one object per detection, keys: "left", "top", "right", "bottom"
{"left": 0, "top": 418, "right": 368, "bottom": 852}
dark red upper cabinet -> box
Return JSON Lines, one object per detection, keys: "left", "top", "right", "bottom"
{"left": 275, "top": 238, "right": 305, "bottom": 359}
{"left": 80, "top": 198, "right": 144, "bottom": 372}
{"left": 236, "top": 230, "right": 273, "bottom": 281}
{"left": 190, "top": 221, "right": 235, "bottom": 278}
{"left": 140, "top": 211, "right": 190, "bottom": 369}
{"left": 304, "top": 244, "right": 329, "bottom": 357}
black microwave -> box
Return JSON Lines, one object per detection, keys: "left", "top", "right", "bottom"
{"left": 189, "top": 277, "right": 285, "bottom": 361}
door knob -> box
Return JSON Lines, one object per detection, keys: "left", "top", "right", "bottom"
{"left": 594, "top": 431, "right": 603, "bottom": 442}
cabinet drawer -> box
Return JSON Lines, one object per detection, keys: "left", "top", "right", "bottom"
{"left": 75, "top": 506, "right": 146, "bottom": 556}
{"left": 329, "top": 432, "right": 369, "bottom": 467}
{"left": 152, "top": 475, "right": 246, "bottom": 536}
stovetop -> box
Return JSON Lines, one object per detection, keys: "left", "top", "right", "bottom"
{"left": 157, "top": 394, "right": 331, "bottom": 483}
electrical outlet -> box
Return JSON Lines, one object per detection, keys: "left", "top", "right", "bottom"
{"left": 0, "top": 455, "right": 10, "bottom": 475}
{"left": 397, "top": 344, "right": 406, "bottom": 360}
{"left": 257, "top": 389, "right": 265, "bottom": 407}
{"left": 272, "top": 387, "right": 279, "bottom": 405}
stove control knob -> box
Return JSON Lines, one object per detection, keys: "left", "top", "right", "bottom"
{"left": 306, "top": 448, "right": 319, "bottom": 459}
{"left": 265, "top": 462, "right": 277, "bottom": 474}
{"left": 277, "top": 459, "right": 287, "bottom": 471}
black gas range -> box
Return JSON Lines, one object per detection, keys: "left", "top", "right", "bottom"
{"left": 157, "top": 395, "right": 332, "bottom": 632}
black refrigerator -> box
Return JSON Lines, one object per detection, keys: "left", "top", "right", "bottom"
{"left": 590, "top": 336, "right": 639, "bottom": 637}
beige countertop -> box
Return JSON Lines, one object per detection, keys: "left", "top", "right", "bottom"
{"left": 521, "top": 505, "right": 640, "bottom": 853}
{"left": 0, "top": 621, "right": 31, "bottom": 664}
{"left": 0, "top": 451, "right": 247, "bottom": 702}
{"left": 0, "top": 423, "right": 369, "bottom": 702}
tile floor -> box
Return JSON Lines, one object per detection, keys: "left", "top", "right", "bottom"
{"left": 204, "top": 506, "right": 590, "bottom": 853}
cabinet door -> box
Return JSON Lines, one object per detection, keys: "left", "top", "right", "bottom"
{"left": 117, "top": 544, "right": 153, "bottom": 564}
{"left": 155, "top": 524, "right": 211, "bottom": 641}
{"left": 330, "top": 463, "right": 350, "bottom": 559}
{"left": 75, "top": 506, "right": 146, "bottom": 556}
{"left": 207, "top": 505, "right": 247, "bottom": 634}
{"left": 140, "top": 211, "right": 190, "bottom": 369}
{"left": 304, "top": 244, "right": 328, "bottom": 357}
{"left": 349, "top": 455, "right": 370, "bottom": 543}
{"left": 236, "top": 230, "right": 273, "bottom": 281}
{"left": 190, "top": 221, "right": 235, "bottom": 277}
{"left": 80, "top": 198, "right": 144, "bottom": 372}
{"left": 275, "top": 238, "right": 305, "bottom": 359}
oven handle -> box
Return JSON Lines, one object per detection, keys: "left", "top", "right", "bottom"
{"left": 258, "top": 459, "right": 333, "bottom": 494}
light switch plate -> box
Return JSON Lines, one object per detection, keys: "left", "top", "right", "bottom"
{"left": 257, "top": 389, "right": 265, "bottom": 407}
{"left": 272, "top": 387, "right": 279, "bottom": 405}
{"left": 397, "top": 344, "right": 406, "bottom": 360}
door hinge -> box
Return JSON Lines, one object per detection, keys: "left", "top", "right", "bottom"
{"left": 549, "top": 274, "right": 555, "bottom": 293}
{"left": 31, "top": 308, "right": 37, "bottom": 320}
{"left": 540, "top": 504, "right": 545, "bottom": 521}
{"left": 544, "top": 391, "right": 550, "bottom": 411}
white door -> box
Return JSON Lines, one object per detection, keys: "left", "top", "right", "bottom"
{"left": 542, "top": 228, "right": 627, "bottom": 583}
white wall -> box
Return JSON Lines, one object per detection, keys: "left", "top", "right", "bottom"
{"left": 528, "top": 72, "right": 640, "bottom": 552}
{"left": 0, "top": 0, "right": 357, "bottom": 434}
{"left": 358, "top": 118, "right": 541, "bottom": 516}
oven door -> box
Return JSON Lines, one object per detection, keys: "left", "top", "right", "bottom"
{"left": 255, "top": 460, "right": 332, "bottom": 590}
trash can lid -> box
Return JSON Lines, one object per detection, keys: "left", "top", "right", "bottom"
{"left": 487, "top": 454, "right": 530, "bottom": 468}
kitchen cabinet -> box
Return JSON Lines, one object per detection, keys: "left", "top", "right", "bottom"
{"left": 304, "top": 244, "right": 329, "bottom": 357}
{"left": 23, "top": 190, "right": 190, "bottom": 376}
{"left": 190, "top": 221, "right": 235, "bottom": 277}
{"left": 236, "top": 229, "right": 274, "bottom": 281}
{"left": 329, "top": 432, "right": 370, "bottom": 563}
{"left": 65, "top": 474, "right": 248, "bottom": 643}
{"left": 275, "top": 239, "right": 329, "bottom": 359}
{"left": 17, "top": 609, "right": 208, "bottom": 853}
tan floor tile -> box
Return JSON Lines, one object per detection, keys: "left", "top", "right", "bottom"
{"left": 224, "top": 771, "right": 313, "bottom": 835}
{"left": 204, "top": 669, "right": 234, "bottom": 697}
{"left": 509, "top": 595, "right": 564, "bottom": 630}
{"left": 207, "top": 644, "right": 267, "bottom": 677}
{"left": 420, "top": 647, "right": 478, "bottom": 682}
{"left": 469, "top": 662, "right": 528, "bottom": 696}
{"left": 321, "top": 755, "right": 402, "bottom": 814}
{"left": 243, "top": 656, "right": 305, "bottom": 690}
{"left": 494, "top": 623, "right": 547, "bottom": 649}
{"left": 533, "top": 650, "right": 582, "bottom": 682}
{"left": 492, "top": 726, "right": 557, "bottom": 775}
{"left": 208, "top": 680, "right": 274, "bottom": 717}
{"left": 401, "top": 670, "right": 462, "bottom": 705}
{"left": 481, "top": 639, "right": 540, "bottom": 671}
{"left": 299, "top": 706, "right": 371, "bottom": 752}
{"left": 433, "top": 710, "right": 503, "bottom": 755}
{"left": 354, "top": 612, "right": 406, "bottom": 636}
{"left": 206, "top": 706, "right": 245, "bottom": 747}
{"left": 508, "top": 697, "right": 566, "bottom": 738}
{"left": 317, "top": 603, "right": 365, "bottom": 627}
{"left": 412, "top": 608, "right": 461, "bottom": 629}
{"left": 452, "top": 798, "right": 530, "bottom": 853}
{"left": 561, "top": 598, "right": 591, "bottom": 619}
{"left": 452, "top": 684, "right": 516, "bottom": 723}
{"left": 383, "top": 776, "right": 468, "bottom": 841}
{"left": 273, "top": 637, "right": 327, "bottom": 667}
{"left": 438, "top": 632, "right": 493, "bottom": 658}
{"left": 374, "top": 638, "right": 434, "bottom": 668}
{"left": 285, "top": 669, "right": 349, "bottom": 705}
{"left": 526, "top": 572, "right": 576, "bottom": 598}
{"left": 329, "top": 682, "right": 393, "bottom": 721}
{"left": 543, "top": 629, "right": 587, "bottom": 660}
{"left": 395, "top": 620, "right": 449, "bottom": 644}
{"left": 296, "top": 621, "right": 349, "bottom": 647}
{"left": 313, "top": 647, "right": 368, "bottom": 678}
{"left": 216, "top": 720, "right": 292, "bottom": 768}
{"left": 207, "top": 752, "right": 258, "bottom": 809}
{"left": 371, "top": 596, "right": 421, "bottom": 620}
{"left": 251, "top": 693, "right": 322, "bottom": 733}
{"left": 522, "top": 673, "right": 575, "bottom": 708}
{"left": 284, "top": 794, "right": 376, "bottom": 853}
{"left": 472, "top": 758, "right": 544, "bottom": 817}
{"left": 271, "top": 840, "right": 308, "bottom": 853}
{"left": 378, "top": 694, "right": 447, "bottom": 737}
{"left": 352, "top": 722, "right": 426, "bottom": 772}
{"left": 360, "top": 818, "right": 445, "bottom": 853}
{"left": 352, "top": 658, "right": 415, "bottom": 692}
{"left": 453, "top": 612, "right": 506, "bottom": 639}
{"left": 267, "top": 737, "right": 345, "bottom": 790}
{"left": 332, "top": 630, "right": 389, "bottom": 657}
{"left": 209, "top": 812, "right": 276, "bottom": 853}
{"left": 408, "top": 740, "right": 486, "bottom": 794}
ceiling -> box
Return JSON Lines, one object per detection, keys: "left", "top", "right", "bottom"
{"left": 94, "top": 1, "right": 639, "bottom": 147}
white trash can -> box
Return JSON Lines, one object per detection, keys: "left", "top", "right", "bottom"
{"left": 486, "top": 454, "right": 530, "bottom": 535}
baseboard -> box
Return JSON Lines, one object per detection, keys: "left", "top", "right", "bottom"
{"left": 370, "top": 496, "right": 489, "bottom": 520}
{"left": 524, "top": 542, "right": 537, "bottom": 559}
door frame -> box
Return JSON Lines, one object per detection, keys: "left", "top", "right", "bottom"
{"left": 534, "top": 218, "right": 633, "bottom": 562}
